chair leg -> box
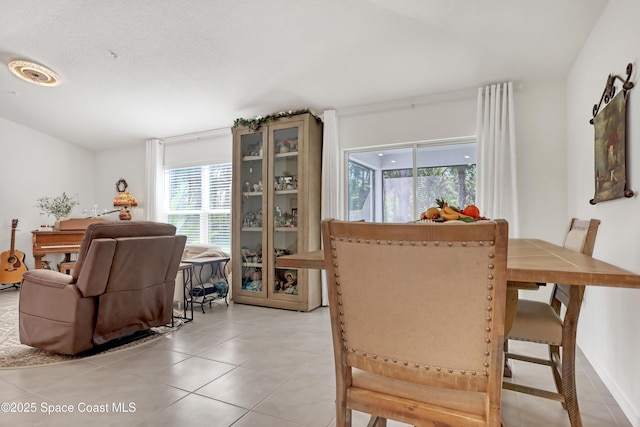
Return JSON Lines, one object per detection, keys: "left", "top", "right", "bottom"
{"left": 549, "top": 344, "right": 564, "bottom": 401}
{"left": 561, "top": 340, "right": 582, "bottom": 427}
{"left": 367, "top": 415, "right": 387, "bottom": 427}
{"left": 503, "top": 339, "right": 513, "bottom": 378}
{"left": 335, "top": 405, "right": 351, "bottom": 427}
{"left": 562, "top": 286, "right": 583, "bottom": 427}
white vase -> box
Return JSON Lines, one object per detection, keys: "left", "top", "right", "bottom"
{"left": 54, "top": 217, "right": 67, "bottom": 231}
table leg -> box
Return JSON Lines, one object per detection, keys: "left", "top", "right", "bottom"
{"left": 217, "top": 260, "right": 230, "bottom": 306}
{"left": 503, "top": 288, "right": 519, "bottom": 377}
{"left": 183, "top": 266, "right": 193, "bottom": 322}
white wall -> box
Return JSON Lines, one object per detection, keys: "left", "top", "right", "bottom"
{"left": 0, "top": 118, "right": 96, "bottom": 270}
{"left": 567, "top": 0, "right": 640, "bottom": 423}
{"left": 94, "top": 144, "right": 147, "bottom": 221}
{"left": 339, "top": 92, "right": 477, "bottom": 151}
{"left": 514, "top": 80, "right": 569, "bottom": 244}
{"left": 163, "top": 130, "right": 232, "bottom": 169}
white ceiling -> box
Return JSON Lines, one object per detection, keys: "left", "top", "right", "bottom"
{"left": 0, "top": 0, "right": 608, "bottom": 151}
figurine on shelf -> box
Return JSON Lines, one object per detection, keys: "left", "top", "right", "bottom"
{"left": 278, "top": 140, "right": 290, "bottom": 153}
{"left": 274, "top": 248, "right": 291, "bottom": 258}
{"left": 283, "top": 270, "right": 298, "bottom": 294}
{"left": 243, "top": 212, "right": 255, "bottom": 228}
{"left": 274, "top": 277, "right": 284, "bottom": 293}
{"left": 247, "top": 142, "right": 262, "bottom": 157}
{"left": 244, "top": 270, "right": 262, "bottom": 291}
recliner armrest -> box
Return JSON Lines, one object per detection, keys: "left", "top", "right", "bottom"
{"left": 21, "top": 269, "right": 75, "bottom": 289}
{"left": 75, "top": 238, "right": 117, "bottom": 297}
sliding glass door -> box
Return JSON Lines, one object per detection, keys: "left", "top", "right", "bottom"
{"left": 347, "top": 139, "right": 476, "bottom": 222}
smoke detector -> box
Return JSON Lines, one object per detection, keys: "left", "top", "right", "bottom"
{"left": 8, "top": 60, "right": 61, "bottom": 87}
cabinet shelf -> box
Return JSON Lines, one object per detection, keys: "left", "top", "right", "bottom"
{"left": 243, "top": 262, "right": 263, "bottom": 268}
{"left": 275, "top": 151, "right": 298, "bottom": 158}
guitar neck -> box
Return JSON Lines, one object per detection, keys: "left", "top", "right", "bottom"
{"left": 9, "top": 224, "right": 16, "bottom": 257}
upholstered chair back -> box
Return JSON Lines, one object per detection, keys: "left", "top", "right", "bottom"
{"left": 322, "top": 219, "right": 509, "bottom": 426}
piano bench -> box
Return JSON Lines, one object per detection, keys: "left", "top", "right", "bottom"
{"left": 59, "top": 262, "right": 75, "bottom": 275}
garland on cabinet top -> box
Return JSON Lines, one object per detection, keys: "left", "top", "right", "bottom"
{"left": 233, "top": 108, "right": 321, "bottom": 132}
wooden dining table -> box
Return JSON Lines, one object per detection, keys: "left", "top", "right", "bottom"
{"left": 277, "top": 238, "right": 640, "bottom": 288}
{"left": 276, "top": 238, "right": 640, "bottom": 332}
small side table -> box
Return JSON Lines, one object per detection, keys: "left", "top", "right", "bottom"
{"left": 172, "top": 263, "right": 194, "bottom": 326}
{"left": 183, "top": 256, "right": 230, "bottom": 313}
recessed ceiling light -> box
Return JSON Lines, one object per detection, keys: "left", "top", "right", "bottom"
{"left": 7, "top": 60, "right": 61, "bottom": 87}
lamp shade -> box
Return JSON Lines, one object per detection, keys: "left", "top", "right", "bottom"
{"left": 113, "top": 192, "right": 138, "bottom": 207}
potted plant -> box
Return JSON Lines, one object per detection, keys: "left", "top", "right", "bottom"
{"left": 36, "top": 192, "right": 79, "bottom": 229}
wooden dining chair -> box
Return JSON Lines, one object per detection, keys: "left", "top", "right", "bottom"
{"left": 503, "top": 218, "right": 600, "bottom": 427}
{"left": 322, "top": 219, "right": 509, "bottom": 427}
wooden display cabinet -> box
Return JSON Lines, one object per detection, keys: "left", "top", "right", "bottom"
{"left": 231, "top": 113, "right": 323, "bottom": 311}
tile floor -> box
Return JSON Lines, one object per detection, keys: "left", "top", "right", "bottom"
{"left": 0, "top": 287, "right": 632, "bottom": 426}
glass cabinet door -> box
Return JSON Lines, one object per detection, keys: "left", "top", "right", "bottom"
{"left": 238, "top": 131, "right": 266, "bottom": 297}
{"left": 270, "top": 125, "right": 300, "bottom": 298}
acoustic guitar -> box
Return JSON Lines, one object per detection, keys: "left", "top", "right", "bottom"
{"left": 0, "top": 219, "right": 28, "bottom": 284}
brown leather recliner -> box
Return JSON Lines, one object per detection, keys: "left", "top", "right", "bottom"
{"left": 19, "top": 221, "right": 187, "bottom": 355}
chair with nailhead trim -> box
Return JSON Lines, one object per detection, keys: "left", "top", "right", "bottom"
{"left": 503, "top": 218, "right": 600, "bottom": 427}
{"left": 322, "top": 219, "right": 509, "bottom": 427}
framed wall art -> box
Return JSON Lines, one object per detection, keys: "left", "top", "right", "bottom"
{"left": 589, "top": 63, "right": 635, "bottom": 204}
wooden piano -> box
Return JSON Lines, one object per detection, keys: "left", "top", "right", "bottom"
{"left": 32, "top": 230, "right": 85, "bottom": 270}
{"left": 32, "top": 218, "right": 108, "bottom": 270}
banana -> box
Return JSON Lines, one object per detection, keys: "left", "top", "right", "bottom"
{"left": 442, "top": 205, "right": 458, "bottom": 215}
{"left": 441, "top": 212, "right": 460, "bottom": 221}
{"left": 443, "top": 204, "right": 473, "bottom": 219}
{"left": 442, "top": 205, "right": 459, "bottom": 216}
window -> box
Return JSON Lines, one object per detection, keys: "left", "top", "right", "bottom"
{"left": 382, "top": 164, "right": 476, "bottom": 222}
{"left": 382, "top": 168, "right": 414, "bottom": 223}
{"left": 347, "top": 139, "right": 476, "bottom": 222}
{"left": 348, "top": 161, "right": 375, "bottom": 221}
{"left": 164, "top": 164, "right": 232, "bottom": 251}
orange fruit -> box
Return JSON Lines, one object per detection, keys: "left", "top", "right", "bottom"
{"left": 462, "top": 205, "right": 480, "bottom": 218}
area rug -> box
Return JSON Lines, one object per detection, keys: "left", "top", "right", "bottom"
{"left": 0, "top": 305, "right": 184, "bottom": 369}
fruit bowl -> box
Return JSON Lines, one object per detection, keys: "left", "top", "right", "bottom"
{"left": 418, "top": 201, "right": 487, "bottom": 223}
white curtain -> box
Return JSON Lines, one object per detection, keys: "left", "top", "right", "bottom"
{"left": 321, "top": 110, "right": 341, "bottom": 305}
{"left": 145, "top": 138, "right": 164, "bottom": 221}
{"left": 476, "top": 82, "right": 520, "bottom": 236}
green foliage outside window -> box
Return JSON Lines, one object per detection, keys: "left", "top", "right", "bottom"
{"left": 348, "top": 162, "right": 373, "bottom": 211}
